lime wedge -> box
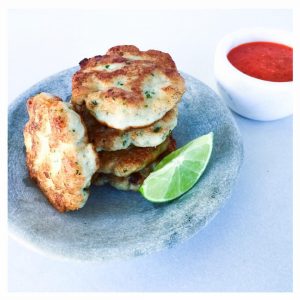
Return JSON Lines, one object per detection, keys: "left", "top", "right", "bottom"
{"left": 139, "top": 132, "right": 213, "bottom": 202}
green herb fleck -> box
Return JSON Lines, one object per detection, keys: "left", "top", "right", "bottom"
{"left": 144, "top": 91, "right": 155, "bottom": 99}
{"left": 123, "top": 169, "right": 128, "bottom": 173}
{"left": 122, "top": 140, "right": 127, "bottom": 146}
{"left": 72, "top": 129, "right": 76, "bottom": 132}
{"left": 105, "top": 64, "right": 110, "bottom": 69}
{"left": 144, "top": 104, "right": 148, "bottom": 108}
{"left": 117, "top": 81, "right": 124, "bottom": 86}
{"left": 91, "top": 100, "right": 98, "bottom": 106}
{"left": 145, "top": 91, "right": 152, "bottom": 99}
{"left": 153, "top": 126, "right": 161, "bottom": 133}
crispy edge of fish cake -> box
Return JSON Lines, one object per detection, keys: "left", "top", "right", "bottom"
{"left": 97, "top": 135, "right": 176, "bottom": 177}
{"left": 81, "top": 105, "right": 178, "bottom": 151}
{"left": 94, "top": 136, "right": 176, "bottom": 191}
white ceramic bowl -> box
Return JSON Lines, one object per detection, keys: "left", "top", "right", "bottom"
{"left": 214, "top": 28, "right": 293, "bottom": 121}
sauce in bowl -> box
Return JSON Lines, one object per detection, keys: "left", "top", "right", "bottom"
{"left": 227, "top": 42, "right": 293, "bottom": 82}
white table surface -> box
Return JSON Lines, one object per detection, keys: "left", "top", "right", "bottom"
{"left": 8, "top": 9, "right": 293, "bottom": 292}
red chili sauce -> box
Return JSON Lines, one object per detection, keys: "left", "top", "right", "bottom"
{"left": 227, "top": 42, "right": 293, "bottom": 82}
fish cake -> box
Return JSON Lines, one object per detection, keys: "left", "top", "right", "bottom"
{"left": 81, "top": 105, "right": 178, "bottom": 151}
{"left": 71, "top": 45, "right": 185, "bottom": 130}
{"left": 94, "top": 137, "right": 176, "bottom": 191}
{"left": 23, "top": 93, "right": 99, "bottom": 212}
{"left": 97, "top": 135, "right": 176, "bottom": 177}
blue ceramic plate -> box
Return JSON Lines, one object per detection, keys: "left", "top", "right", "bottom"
{"left": 8, "top": 67, "right": 243, "bottom": 261}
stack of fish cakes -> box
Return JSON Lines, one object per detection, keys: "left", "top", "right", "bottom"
{"left": 71, "top": 45, "right": 185, "bottom": 191}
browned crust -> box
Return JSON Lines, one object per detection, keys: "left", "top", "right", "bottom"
{"left": 97, "top": 136, "right": 175, "bottom": 177}
{"left": 23, "top": 93, "right": 99, "bottom": 212}
{"left": 71, "top": 45, "right": 185, "bottom": 110}
{"left": 79, "top": 105, "right": 128, "bottom": 150}
{"left": 94, "top": 136, "right": 176, "bottom": 190}
{"left": 79, "top": 104, "right": 176, "bottom": 151}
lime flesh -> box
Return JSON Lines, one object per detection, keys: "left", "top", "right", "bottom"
{"left": 139, "top": 132, "right": 213, "bottom": 202}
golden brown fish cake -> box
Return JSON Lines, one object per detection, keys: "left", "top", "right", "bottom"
{"left": 97, "top": 135, "right": 176, "bottom": 177}
{"left": 71, "top": 45, "right": 185, "bottom": 130}
{"left": 23, "top": 93, "right": 99, "bottom": 212}
{"left": 80, "top": 105, "right": 178, "bottom": 151}
{"left": 94, "top": 136, "right": 176, "bottom": 191}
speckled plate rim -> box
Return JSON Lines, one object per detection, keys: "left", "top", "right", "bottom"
{"left": 8, "top": 67, "right": 244, "bottom": 262}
